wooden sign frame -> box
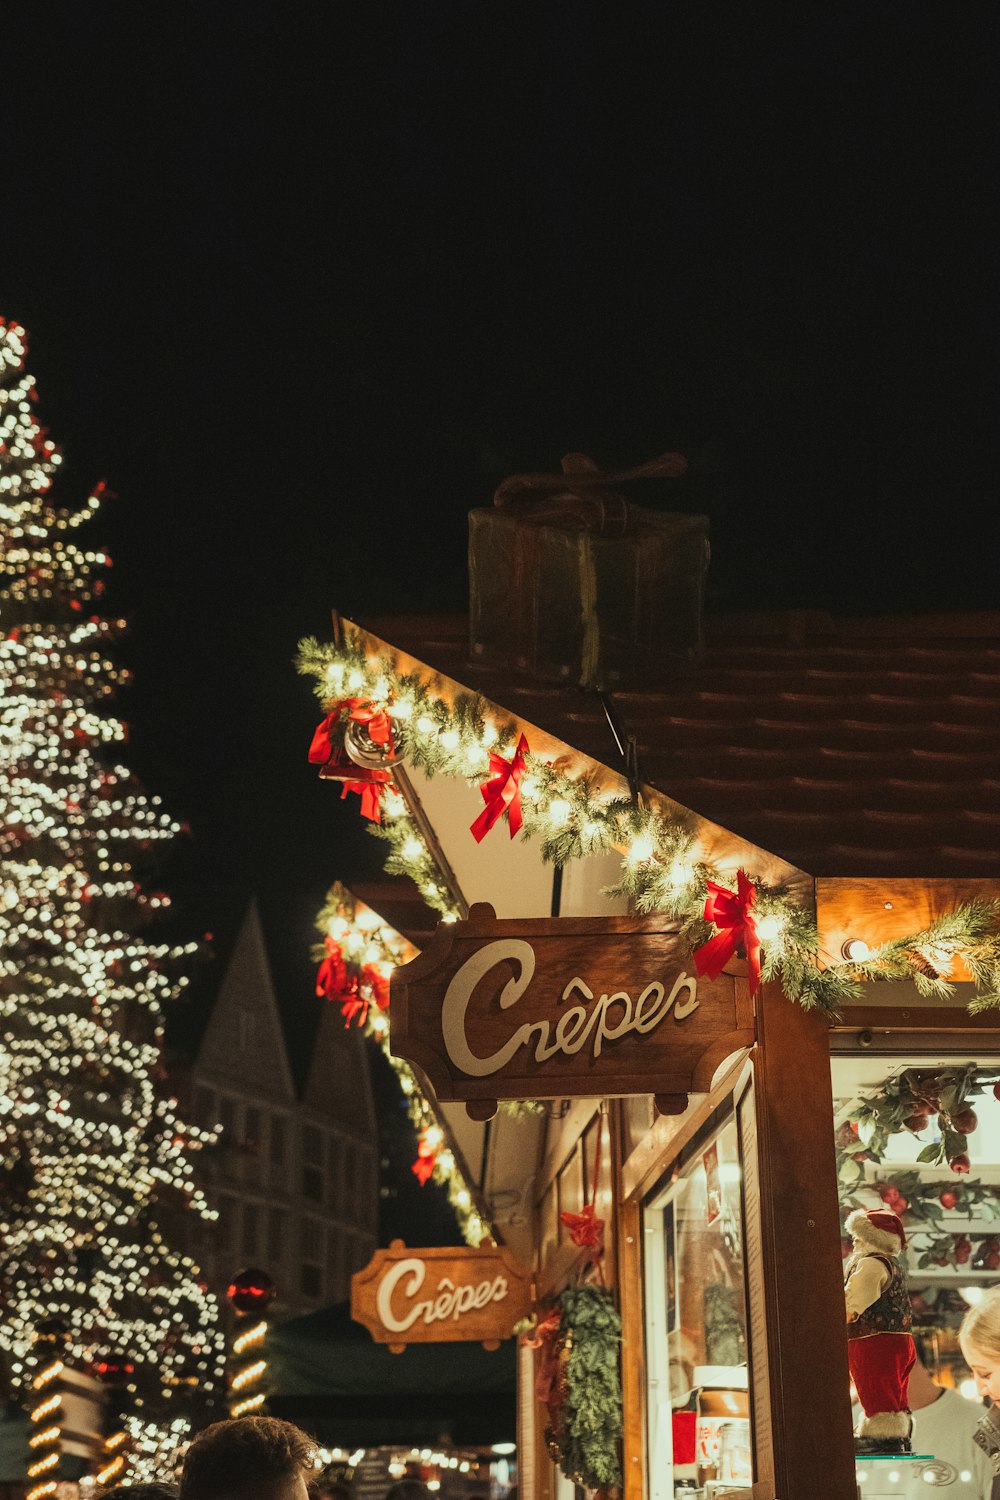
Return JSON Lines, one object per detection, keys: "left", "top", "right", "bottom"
{"left": 351, "top": 1240, "right": 532, "bottom": 1353}
{"left": 389, "top": 903, "right": 755, "bottom": 1118}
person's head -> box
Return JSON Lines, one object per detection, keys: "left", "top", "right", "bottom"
{"left": 179, "top": 1416, "right": 317, "bottom": 1500}
{"left": 383, "top": 1482, "right": 431, "bottom": 1500}
{"left": 960, "top": 1288, "right": 1000, "bottom": 1403}
{"left": 101, "top": 1488, "right": 178, "bottom": 1500}
{"left": 313, "top": 1485, "right": 351, "bottom": 1500}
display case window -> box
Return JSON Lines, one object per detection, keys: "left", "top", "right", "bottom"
{"left": 643, "top": 1104, "right": 752, "bottom": 1500}
{"left": 832, "top": 1050, "right": 1000, "bottom": 1498}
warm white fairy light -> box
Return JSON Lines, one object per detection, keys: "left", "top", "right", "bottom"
{"left": 0, "top": 318, "right": 225, "bottom": 1481}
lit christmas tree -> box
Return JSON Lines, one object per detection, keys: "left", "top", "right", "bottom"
{"left": 0, "top": 316, "right": 224, "bottom": 1491}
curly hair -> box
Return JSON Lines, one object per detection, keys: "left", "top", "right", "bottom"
{"left": 179, "top": 1416, "right": 317, "bottom": 1499}
{"left": 101, "top": 1488, "right": 178, "bottom": 1500}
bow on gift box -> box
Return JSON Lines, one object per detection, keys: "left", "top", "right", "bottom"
{"left": 470, "top": 734, "right": 530, "bottom": 843}
{"left": 693, "top": 869, "right": 762, "bottom": 996}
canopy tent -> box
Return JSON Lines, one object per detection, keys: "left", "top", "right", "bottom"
{"left": 267, "top": 1302, "right": 517, "bottom": 1448}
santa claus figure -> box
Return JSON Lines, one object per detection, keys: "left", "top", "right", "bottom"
{"left": 844, "top": 1207, "right": 916, "bottom": 1455}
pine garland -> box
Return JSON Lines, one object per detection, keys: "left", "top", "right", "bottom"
{"left": 312, "top": 884, "right": 489, "bottom": 1246}
{"left": 551, "top": 1284, "right": 623, "bottom": 1492}
{"left": 297, "top": 630, "right": 1000, "bottom": 1019}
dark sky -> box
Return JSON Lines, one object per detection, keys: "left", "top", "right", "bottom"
{"left": 5, "top": 4, "right": 997, "bottom": 997}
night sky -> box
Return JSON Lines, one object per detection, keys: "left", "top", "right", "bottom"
{"left": 5, "top": 5, "right": 997, "bottom": 1031}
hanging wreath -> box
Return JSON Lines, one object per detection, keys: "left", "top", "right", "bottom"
{"left": 528, "top": 1284, "right": 623, "bottom": 1494}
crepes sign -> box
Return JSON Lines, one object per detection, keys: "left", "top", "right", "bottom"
{"left": 389, "top": 903, "right": 754, "bottom": 1118}
{"left": 351, "top": 1241, "right": 531, "bottom": 1352}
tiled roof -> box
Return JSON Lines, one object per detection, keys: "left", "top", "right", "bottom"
{"left": 357, "top": 611, "right": 1000, "bottom": 880}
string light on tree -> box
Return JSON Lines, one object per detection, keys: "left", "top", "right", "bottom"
{"left": 0, "top": 317, "right": 225, "bottom": 1479}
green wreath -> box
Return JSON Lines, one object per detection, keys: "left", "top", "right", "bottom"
{"left": 546, "top": 1285, "right": 623, "bottom": 1493}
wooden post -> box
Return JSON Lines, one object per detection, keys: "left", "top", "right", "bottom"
{"left": 752, "top": 979, "right": 856, "bottom": 1499}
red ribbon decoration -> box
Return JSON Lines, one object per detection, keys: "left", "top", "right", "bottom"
{"left": 470, "top": 734, "right": 530, "bottom": 843}
{"left": 340, "top": 777, "right": 389, "bottom": 823}
{"left": 315, "top": 936, "right": 348, "bottom": 1000}
{"left": 308, "top": 698, "right": 394, "bottom": 765}
{"left": 522, "top": 1307, "right": 561, "bottom": 1351}
{"left": 558, "top": 1110, "right": 607, "bottom": 1280}
{"left": 361, "top": 962, "right": 391, "bottom": 1012}
{"left": 559, "top": 1202, "right": 605, "bottom": 1251}
{"left": 412, "top": 1131, "right": 437, "bottom": 1186}
{"left": 693, "top": 869, "right": 762, "bottom": 996}
{"left": 308, "top": 712, "right": 339, "bottom": 764}
{"left": 350, "top": 702, "right": 393, "bottom": 749}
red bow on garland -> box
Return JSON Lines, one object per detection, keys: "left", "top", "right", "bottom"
{"left": 693, "top": 869, "right": 762, "bottom": 995}
{"left": 341, "top": 962, "right": 392, "bottom": 1029}
{"left": 349, "top": 701, "right": 393, "bottom": 748}
{"left": 470, "top": 734, "right": 530, "bottom": 843}
{"left": 340, "top": 777, "right": 389, "bottom": 823}
{"left": 308, "top": 698, "right": 395, "bottom": 765}
{"left": 559, "top": 1202, "right": 605, "bottom": 1252}
{"left": 315, "top": 936, "right": 348, "bottom": 1000}
{"left": 412, "top": 1131, "right": 437, "bottom": 1186}
{"left": 526, "top": 1308, "right": 563, "bottom": 1402}
{"left": 558, "top": 1111, "right": 607, "bottom": 1281}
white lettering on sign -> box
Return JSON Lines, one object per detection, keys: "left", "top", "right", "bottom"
{"left": 441, "top": 939, "right": 701, "bottom": 1078}
{"left": 375, "top": 1256, "right": 509, "bottom": 1334}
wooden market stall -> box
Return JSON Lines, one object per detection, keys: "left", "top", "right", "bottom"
{"left": 303, "top": 597, "right": 1000, "bottom": 1500}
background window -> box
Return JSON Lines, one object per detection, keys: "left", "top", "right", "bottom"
{"left": 267, "top": 1208, "right": 285, "bottom": 1263}
{"left": 241, "top": 1202, "right": 259, "bottom": 1259}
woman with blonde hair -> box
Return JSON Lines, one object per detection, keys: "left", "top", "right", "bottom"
{"left": 959, "top": 1288, "right": 1000, "bottom": 1480}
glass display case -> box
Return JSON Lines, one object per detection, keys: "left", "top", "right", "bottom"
{"left": 643, "top": 1104, "right": 752, "bottom": 1500}
{"left": 831, "top": 1047, "right": 1000, "bottom": 1500}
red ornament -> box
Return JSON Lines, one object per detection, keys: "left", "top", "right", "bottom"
{"left": 949, "top": 1153, "right": 971, "bottom": 1175}
{"left": 95, "top": 1355, "right": 136, "bottom": 1385}
{"left": 340, "top": 775, "right": 390, "bottom": 823}
{"left": 227, "top": 1267, "right": 277, "bottom": 1313}
{"left": 470, "top": 734, "right": 530, "bottom": 843}
{"left": 939, "top": 1188, "right": 960, "bottom": 1210}
{"left": 693, "top": 870, "right": 762, "bottom": 995}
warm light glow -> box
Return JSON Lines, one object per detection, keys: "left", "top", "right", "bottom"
{"left": 230, "top": 1392, "right": 267, "bottom": 1417}
{"left": 230, "top": 1359, "right": 267, "bottom": 1391}
{"left": 755, "top": 914, "right": 784, "bottom": 944}
{"left": 232, "top": 1321, "right": 268, "bottom": 1354}
{"left": 96, "top": 1456, "right": 126, "bottom": 1485}
{"left": 627, "top": 832, "right": 655, "bottom": 864}
{"left": 842, "top": 938, "right": 873, "bottom": 962}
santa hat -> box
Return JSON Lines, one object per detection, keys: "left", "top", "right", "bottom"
{"left": 846, "top": 1207, "right": 907, "bottom": 1252}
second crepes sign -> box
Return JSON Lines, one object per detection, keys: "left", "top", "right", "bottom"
{"left": 351, "top": 1241, "right": 532, "bottom": 1352}
{"left": 389, "top": 903, "right": 755, "bottom": 1118}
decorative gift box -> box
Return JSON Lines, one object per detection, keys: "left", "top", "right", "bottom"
{"left": 469, "top": 451, "right": 709, "bottom": 690}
